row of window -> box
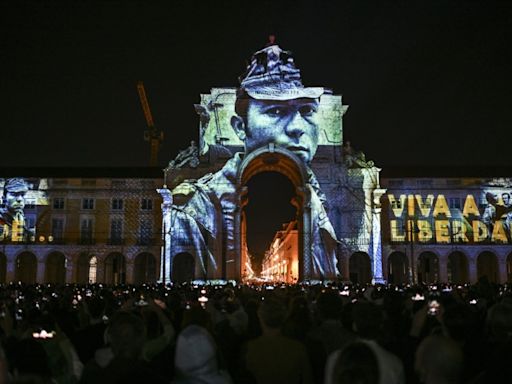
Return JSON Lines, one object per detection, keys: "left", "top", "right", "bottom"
{"left": 52, "top": 197, "right": 153, "bottom": 211}
{"left": 50, "top": 217, "right": 154, "bottom": 245}
{"left": 387, "top": 179, "right": 462, "bottom": 187}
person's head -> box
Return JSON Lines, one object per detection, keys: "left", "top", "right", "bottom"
{"left": 106, "top": 311, "right": 146, "bottom": 360}
{"left": 329, "top": 341, "right": 379, "bottom": 384}
{"left": 486, "top": 302, "right": 512, "bottom": 341}
{"left": 3, "top": 178, "right": 28, "bottom": 215}
{"left": 257, "top": 296, "right": 287, "bottom": 330}
{"left": 175, "top": 325, "right": 219, "bottom": 378}
{"left": 502, "top": 192, "right": 510, "bottom": 206}
{"left": 316, "top": 290, "right": 342, "bottom": 320}
{"left": 351, "top": 301, "right": 384, "bottom": 340}
{"left": 232, "top": 44, "right": 323, "bottom": 165}
{"left": 415, "top": 334, "right": 463, "bottom": 384}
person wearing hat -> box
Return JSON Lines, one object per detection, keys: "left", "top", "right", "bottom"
{"left": 169, "top": 43, "right": 339, "bottom": 279}
{"left": 0, "top": 178, "right": 30, "bottom": 241}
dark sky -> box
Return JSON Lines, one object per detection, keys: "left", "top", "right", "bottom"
{"left": 2, "top": 0, "right": 512, "bottom": 168}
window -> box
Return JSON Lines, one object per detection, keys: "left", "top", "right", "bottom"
{"left": 446, "top": 179, "right": 461, "bottom": 186}
{"left": 53, "top": 197, "right": 65, "bottom": 210}
{"left": 139, "top": 220, "right": 153, "bottom": 245}
{"left": 51, "top": 218, "right": 64, "bottom": 241}
{"left": 81, "top": 179, "right": 96, "bottom": 186}
{"left": 110, "top": 219, "right": 123, "bottom": 244}
{"left": 111, "top": 198, "right": 123, "bottom": 210}
{"left": 82, "top": 198, "right": 94, "bottom": 210}
{"left": 449, "top": 197, "right": 461, "bottom": 210}
{"left": 25, "top": 216, "right": 36, "bottom": 235}
{"left": 80, "top": 218, "right": 94, "bottom": 244}
{"left": 141, "top": 198, "right": 153, "bottom": 210}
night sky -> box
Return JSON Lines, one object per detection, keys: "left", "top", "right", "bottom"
{"left": 3, "top": 1, "right": 512, "bottom": 169}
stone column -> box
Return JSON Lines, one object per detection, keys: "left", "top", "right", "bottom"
{"left": 438, "top": 253, "right": 448, "bottom": 283}
{"left": 125, "top": 261, "right": 135, "bottom": 284}
{"left": 95, "top": 258, "right": 105, "bottom": 284}
{"left": 157, "top": 188, "right": 173, "bottom": 284}
{"left": 468, "top": 255, "right": 478, "bottom": 284}
{"left": 36, "top": 259, "right": 46, "bottom": 283}
{"left": 65, "top": 256, "right": 74, "bottom": 283}
{"left": 498, "top": 253, "right": 508, "bottom": 284}
{"left": 371, "top": 188, "right": 387, "bottom": 284}
{"left": 6, "top": 257, "right": 15, "bottom": 282}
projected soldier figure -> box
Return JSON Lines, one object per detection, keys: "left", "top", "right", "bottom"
{"left": 0, "top": 178, "right": 30, "bottom": 241}
{"left": 168, "top": 44, "right": 339, "bottom": 280}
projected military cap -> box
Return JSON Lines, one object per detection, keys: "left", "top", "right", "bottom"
{"left": 4, "top": 178, "right": 28, "bottom": 192}
{"left": 239, "top": 44, "right": 323, "bottom": 101}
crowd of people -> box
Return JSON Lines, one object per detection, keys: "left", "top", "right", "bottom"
{"left": 0, "top": 278, "right": 510, "bottom": 384}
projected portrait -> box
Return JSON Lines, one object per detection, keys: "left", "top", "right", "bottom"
{"left": 167, "top": 44, "right": 339, "bottom": 280}
{"left": 0, "top": 178, "right": 31, "bottom": 241}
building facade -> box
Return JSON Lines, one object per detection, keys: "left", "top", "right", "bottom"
{"left": 0, "top": 171, "right": 162, "bottom": 284}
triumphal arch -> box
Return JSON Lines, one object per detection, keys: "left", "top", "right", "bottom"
{"left": 158, "top": 44, "right": 385, "bottom": 283}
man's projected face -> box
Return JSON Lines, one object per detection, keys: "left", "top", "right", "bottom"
{"left": 502, "top": 193, "right": 510, "bottom": 206}
{"left": 242, "top": 98, "right": 320, "bottom": 164}
{"left": 5, "top": 190, "right": 26, "bottom": 215}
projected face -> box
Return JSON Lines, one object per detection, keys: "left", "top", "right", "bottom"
{"left": 5, "top": 190, "right": 26, "bottom": 215}
{"left": 233, "top": 98, "right": 320, "bottom": 164}
{"left": 502, "top": 193, "right": 510, "bottom": 206}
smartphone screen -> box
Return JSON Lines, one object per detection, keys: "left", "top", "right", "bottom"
{"left": 428, "top": 300, "right": 440, "bottom": 316}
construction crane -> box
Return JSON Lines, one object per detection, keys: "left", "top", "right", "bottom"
{"left": 137, "top": 81, "right": 164, "bottom": 166}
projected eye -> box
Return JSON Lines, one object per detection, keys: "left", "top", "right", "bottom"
{"left": 265, "top": 107, "right": 283, "bottom": 116}
{"left": 299, "top": 105, "right": 317, "bottom": 116}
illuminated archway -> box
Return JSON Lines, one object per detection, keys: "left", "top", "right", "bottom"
{"left": 76, "top": 253, "right": 97, "bottom": 283}
{"left": 0, "top": 253, "right": 6, "bottom": 283}
{"left": 418, "top": 251, "right": 439, "bottom": 284}
{"left": 244, "top": 172, "right": 297, "bottom": 283}
{"left": 236, "top": 145, "right": 314, "bottom": 281}
{"left": 349, "top": 252, "right": 372, "bottom": 283}
{"left": 388, "top": 251, "right": 408, "bottom": 284}
{"left": 447, "top": 251, "right": 468, "bottom": 284}
{"left": 104, "top": 253, "right": 126, "bottom": 285}
{"left": 89, "top": 256, "right": 98, "bottom": 283}
{"left": 15, "top": 252, "right": 37, "bottom": 283}
{"left": 172, "top": 252, "right": 195, "bottom": 283}
{"left": 134, "top": 252, "right": 157, "bottom": 284}
{"left": 45, "top": 252, "right": 66, "bottom": 284}
{"left": 477, "top": 251, "right": 498, "bottom": 283}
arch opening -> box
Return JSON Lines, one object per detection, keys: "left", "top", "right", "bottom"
{"left": 246, "top": 171, "right": 298, "bottom": 283}
{"left": 104, "top": 253, "right": 126, "bottom": 285}
{"left": 45, "top": 252, "right": 66, "bottom": 284}
{"left": 447, "top": 251, "right": 468, "bottom": 284}
{"left": 134, "top": 252, "right": 157, "bottom": 284}
{"left": 172, "top": 252, "right": 195, "bottom": 283}
{"left": 15, "top": 252, "right": 37, "bottom": 283}
{"left": 349, "top": 252, "right": 372, "bottom": 284}
{"left": 418, "top": 251, "right": 439, "bottom": 284}
{"left": 388, "top": 251, "right": 408, "bottom": 284}
{"left": 477, "top": 251, "right": 498, "bottom": 283}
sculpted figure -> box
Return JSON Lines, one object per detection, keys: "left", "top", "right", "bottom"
{"left": 168, "top": 44, "right": 339, "bottom": 279}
